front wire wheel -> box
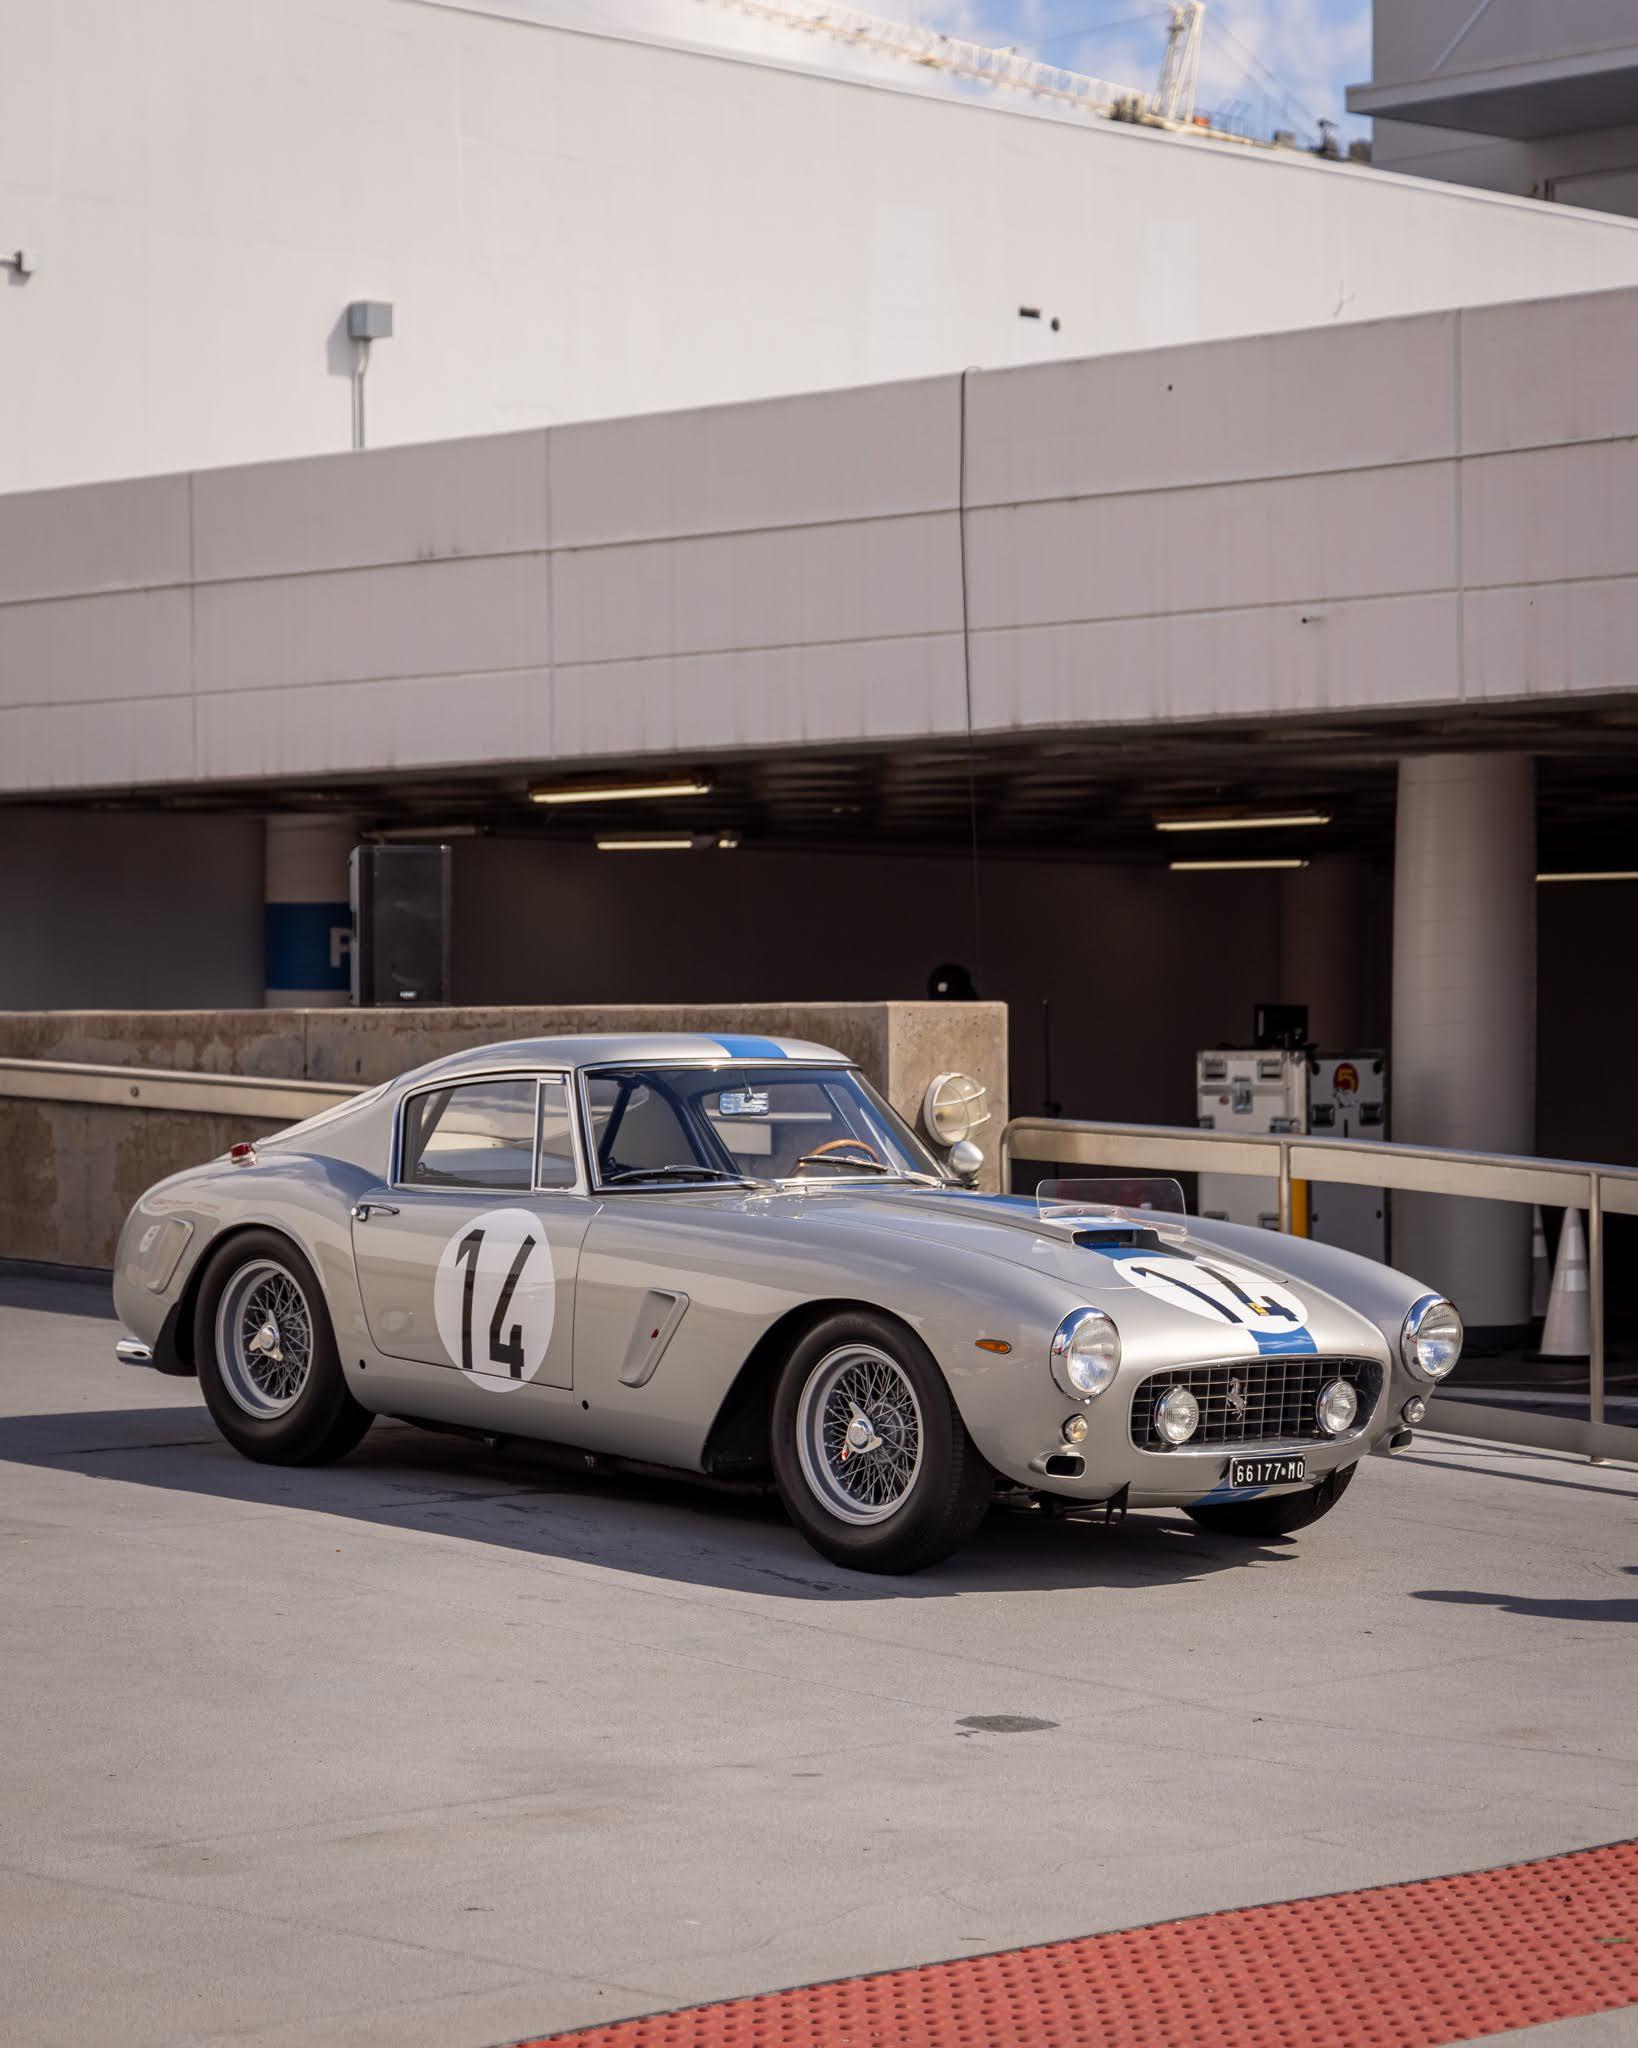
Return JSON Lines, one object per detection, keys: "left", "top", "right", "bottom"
{"left": 772, "top": 1311, "right": 992, "bottom": 1573}
{"left": 796, "top": 1344, "right": 925, "bottom": 1525}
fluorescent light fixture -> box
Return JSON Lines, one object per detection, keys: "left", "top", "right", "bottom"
{"left": 1170, "top": 858, "right": 1309, "bottom": 873}
{"left": 595, "top": 836, "right": 695, "bottom": 852}
{"left": 1536, "top": 870, "right": 1638, "bottom": 884}
{"left": 532, "top": 779, "right": 711, "bottom": 806}
{"left": 1155, "top": 812, "right": 1330, "bottom": 833}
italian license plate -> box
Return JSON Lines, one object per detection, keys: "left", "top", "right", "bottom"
{"left": 1228, "top": 1454, "right": 1305, "bottom": 1488}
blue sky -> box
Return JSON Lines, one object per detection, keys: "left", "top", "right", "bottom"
{"left": 917, "top": 0, "right": 1374, "bottom": 144}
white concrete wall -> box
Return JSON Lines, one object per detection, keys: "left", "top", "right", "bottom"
{"left": 6, "top": 0, "right": 1638, "bottom": 495}
{"left": 7, "top": 286, "right": 1638, "bottom": 797}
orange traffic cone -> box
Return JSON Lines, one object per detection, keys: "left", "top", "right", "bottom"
{"left": 1539, "top": 1208, "right": 1590, "bottom": 1360}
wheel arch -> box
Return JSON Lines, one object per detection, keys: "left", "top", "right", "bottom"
{"left": 169, "top": 1217, "right": 325, "bottom": 1372}
{"left": 700, "top": 1296, "right": 925, "bottom": 1479}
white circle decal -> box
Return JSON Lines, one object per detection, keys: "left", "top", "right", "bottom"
{"left": 1118, "top": 1254, "right": 1308, "bottom": 1344}
{"left": 432, "top": 1207, "right": 556, "bottom": 1392}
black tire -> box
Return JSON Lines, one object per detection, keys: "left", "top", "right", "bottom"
{"left": 1183, "top": 1459, "right": 1357, "bottom": 1538}
{"left": 193, "top": 1229, "right": 373, "bottom": 1466}
{"left": 769, "top": 1310, "right": 992, "bottom": 1574}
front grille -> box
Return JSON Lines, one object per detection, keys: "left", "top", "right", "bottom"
{"left": 1129, "top": 1357, "right": 1382, "bottom": 1450}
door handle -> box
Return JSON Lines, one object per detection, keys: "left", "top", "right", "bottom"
{"left": 351, "top": 1202, "right": 400, "bottom": 1221}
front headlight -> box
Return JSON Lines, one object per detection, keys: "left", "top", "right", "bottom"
{"left": 1401, "top": 1295, "right": 1463, "bottom": 1381}
{"left": 1050, "top": 1307, "right": 1120, "bottom": 1402}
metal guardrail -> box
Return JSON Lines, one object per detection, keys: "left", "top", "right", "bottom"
{"left": 0, "top": 1058, "right": 361, "bottom": 1124}
{"left": 1003, "top": 1115, "right": 1638, "bottom": 1462}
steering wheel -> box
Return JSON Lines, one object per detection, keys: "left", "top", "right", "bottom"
{"left": 797, "top": 1137, "right": 883, "bottom": 1167}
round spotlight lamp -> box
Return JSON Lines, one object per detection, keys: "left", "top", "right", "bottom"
{"left": 1402, "top": 1395, "right": 1427, "bottom": 1427}
{"left": 1154, "top": 1385, "right": 1200, "bottom": 1446}
{"left": 1062, "top": 1413, "right": 1089, "bottom": 1445}
{"left": 922, "top": 1071, "right": 989, "bottom": 1149}
{"left": 1316, "top": 1378, "right": 1358, "bottom": 1436}
{"left": 1401, "top": 1295, "right": 1464, "bottom": 1381}
{"left": 1050, "top": 1307, "right": 1120, "bottom": 1402}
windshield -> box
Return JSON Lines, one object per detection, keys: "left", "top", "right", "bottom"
{"left": 583, "top": 1065, "right": 945, "bottom": 1187}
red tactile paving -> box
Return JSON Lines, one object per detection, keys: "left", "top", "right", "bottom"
{"left": 510, "top": 1839, "right": 1638, "bottom": 2048}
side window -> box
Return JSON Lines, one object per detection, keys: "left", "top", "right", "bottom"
{"left": 536, "top": 1076, "right": 578, "bottom": 1189}
{"left": 401, "top": 1079, "right": 538, "bottom": 1191}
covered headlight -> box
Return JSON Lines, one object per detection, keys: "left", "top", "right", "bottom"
{"left": 922, "top": 1071, "right": 990, "bottom": 1148}
{"left": 1401, "top": 1295, "right": 1463, "bottom": 1381}
{"left": 1050, "top": 1307, "right": 1120, "bottom": 1402}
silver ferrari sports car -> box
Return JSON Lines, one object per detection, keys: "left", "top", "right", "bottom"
{"left": 113, "top": 1032, "right": 1462, "bottom": 1573}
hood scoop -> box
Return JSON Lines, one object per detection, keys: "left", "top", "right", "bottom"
{"left": 1071, "top": 1224, "right": 1169, "bottom": 1252}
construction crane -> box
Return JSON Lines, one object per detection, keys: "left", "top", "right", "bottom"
{"left": 695, "top": 0, "right": 1210, "bottom": 129}
{"left": 1156, "top": 2, "right": 1205, "bottom": 124}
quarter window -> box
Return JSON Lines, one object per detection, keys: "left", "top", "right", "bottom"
{"left": 536, "top": 1076, "right": 578, "bottom": 1189}
{"left": 401, "top": 1079, "right": 539, "bottom": 1191}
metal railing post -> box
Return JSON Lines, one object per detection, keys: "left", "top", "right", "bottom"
{"left": 1276, "top": 1138, "right": 1292, "bottom": 1234}
{"left": 1589, "top": 1171, "right": 1607, "bottom": 1464}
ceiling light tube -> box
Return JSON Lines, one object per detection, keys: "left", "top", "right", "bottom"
{"left": 1170, "top": 858, "right": 1309, "bottom": 873}
{"left": 1536, "top": 870, "right": 1638, "bottom": 883}
{"left": 595, "top": 836, "right": 696, "bottom": 852}
{"left": 532, "top": 779, "right": 711, "bottom": 805}
{"left": 1155, "top": 812, "right": 1330, "bottom": 833}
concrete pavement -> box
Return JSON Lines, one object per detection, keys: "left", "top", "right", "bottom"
{"left": 3, "top": 1268, "right": 1635, "bottom": 2048}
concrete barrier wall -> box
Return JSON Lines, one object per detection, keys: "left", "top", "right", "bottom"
{"left": 0, "top": 1003, "right": 1007, "bottom": 1269}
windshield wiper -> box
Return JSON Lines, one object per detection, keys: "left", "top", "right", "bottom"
{"left": 602, "top": 1164, "right": 749, "bottom": 1186}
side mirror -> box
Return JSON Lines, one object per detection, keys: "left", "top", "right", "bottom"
{"left": 947, "top": 1139, "right": 984, "bottom": 1184}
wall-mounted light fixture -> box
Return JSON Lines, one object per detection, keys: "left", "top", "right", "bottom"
{"left": 1, "top": 247, "right": 37, "bottom": 280}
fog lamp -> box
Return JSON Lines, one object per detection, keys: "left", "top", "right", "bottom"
{"left": 1062, "top": 1414, "right": 1089, "bottom": 1445}
{"left": 1402, "top": 1395, "right": 1427, "bottom": 1426}
{"left": 1154, "top": 1386, "right": 1200, "bottom": 1445}
{"left": 1316, "top": 1379, "right": 1358, "bottom": 1436}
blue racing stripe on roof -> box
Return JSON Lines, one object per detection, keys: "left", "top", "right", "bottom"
{"left": 711, "top": 1035, "right": 789, "bottom": 1060}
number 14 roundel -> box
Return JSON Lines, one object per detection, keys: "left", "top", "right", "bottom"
{"left": 432, "top": 1207, "right": 557, "bottom": 1390}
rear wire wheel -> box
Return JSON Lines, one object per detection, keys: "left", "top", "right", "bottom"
{"left": 194, "top": 1230, "right": 372, "bottom": 1466}
{"left": 771, "top": 1311, "right": 992, "bottom": 1573}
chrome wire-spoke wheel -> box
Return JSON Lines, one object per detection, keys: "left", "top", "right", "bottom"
{"left": 214, "top": 1259, "right": 315, "bottom": 1419}
{"left": 795, "top": 1343, "right": 924, "bottom": 1525}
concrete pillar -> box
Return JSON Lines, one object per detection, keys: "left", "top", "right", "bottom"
{"left": 1391, "top": 755, "right": 1536, "bottom": 1334}
{"left": 263, "top": 816, "right": 356, "bottom": 1008}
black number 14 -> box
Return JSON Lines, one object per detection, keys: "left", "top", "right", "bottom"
{"left": 454, "top": 1227, "right": 537, "bottom": 1377}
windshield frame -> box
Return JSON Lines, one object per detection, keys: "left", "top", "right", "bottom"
{"left": 576, "top": 1061, "right": 949, "bottom": 1193}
